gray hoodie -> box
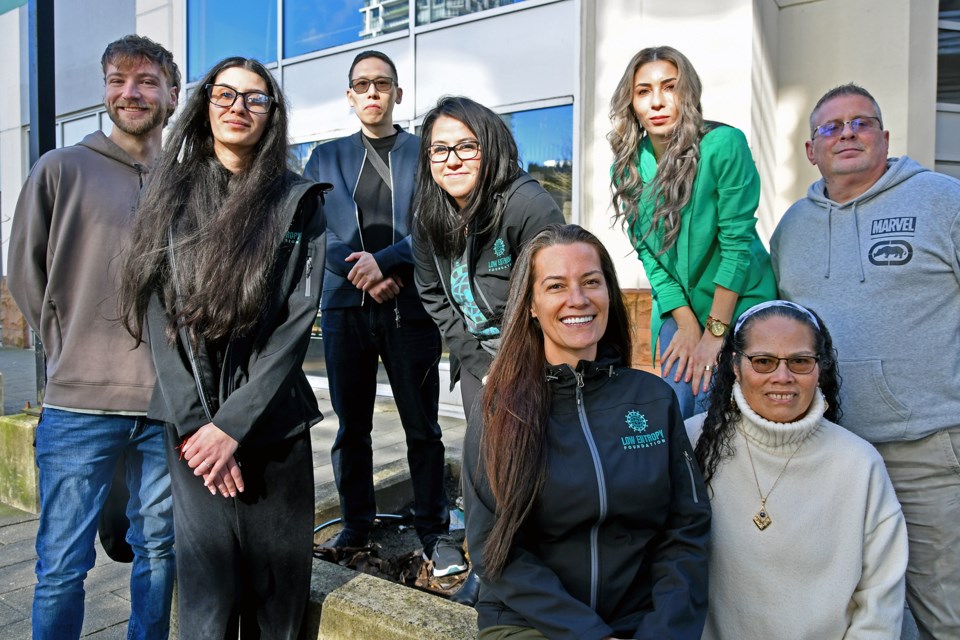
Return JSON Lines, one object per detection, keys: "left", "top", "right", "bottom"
{"left": 770, "top": 156, "right": 960, "bottom": 443}
{"left": 8, "top": 131, "right": 156, "bottom": 412}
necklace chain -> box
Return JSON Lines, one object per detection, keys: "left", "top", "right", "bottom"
{"left": 740, "top": 428, "right": 807, "bottom": 531}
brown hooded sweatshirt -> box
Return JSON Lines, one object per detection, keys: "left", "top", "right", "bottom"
{"left": 8, "top": 130, "right": 156, "bottom": 412}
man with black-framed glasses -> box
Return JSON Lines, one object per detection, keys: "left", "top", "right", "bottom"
{"left": 771, "top": 83, "right": 960, "bottom": 639}
{"left": 303, "top": 50, "right": 465, "bottom": 578}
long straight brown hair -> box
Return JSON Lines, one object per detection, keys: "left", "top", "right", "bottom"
{"left": 479, "top": 224, "right": 632, "bottom": 578}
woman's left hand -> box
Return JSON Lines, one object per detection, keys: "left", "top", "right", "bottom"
{"left": 689, "top": 332, "right": 724, "bottom": 396}
{"left": 182, "top": 424, "right": 244, "bottom": 498}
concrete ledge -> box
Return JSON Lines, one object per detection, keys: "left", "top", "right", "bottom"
{"left": 0, "top": 413, "right": 39, "bottom": 513}
{"left": 304, "top": 558, "right": 477, "bottom": 639}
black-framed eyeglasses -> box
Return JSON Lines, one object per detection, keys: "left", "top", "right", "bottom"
{"left": 349, "top": 77, "right": 395, "bottom": 94}
{"left": 205, "top": 84, "right": 274, "bottom": 114}
{"left": 738, "top": 353, "right": 820, "bottom": 374}
{"left": 427, "top": 141, "right": 481, "bottom": 163}
{"left": 811, "top": 116, "right": 881, "bottom": 139}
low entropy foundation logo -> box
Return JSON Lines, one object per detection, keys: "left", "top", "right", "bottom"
{"left": 621, "top": 410, "right": 665, "bottom": 450}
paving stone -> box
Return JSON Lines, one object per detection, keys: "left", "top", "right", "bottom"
{"left": 0, "top": 584, "right": 33, "bottom": 616}
{"left": 0, "top": 616, "right": 30, "bottom": 640}
{"left": 83, "top": 622, "right": 128, "bottom": 639}
{"left": 0, "top": 537, "right": 38, "bottom": 569}
{"left": 0, "top": 519, "right": 38, "bottom": 545}
{"left": 78, "top": 591, "right": 130, "bottom": 637}
{"left": 0, "top": 599, "right": 25, "bottom": 626}
{"left": 0, "top": 559, "right": 36, "bottom": 596}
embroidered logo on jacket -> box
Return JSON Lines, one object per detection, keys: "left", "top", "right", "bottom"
{"left": 621, "top": 410, "right": 665, "bottom": 450}
{"left": 487, "top": 237, "right": 512, "bottom": 272}
{"left": 283, "top": 230, "right": 302, "bottom": 245}
{"left": 868, "top": 217, "right": 914, "bottom": 266}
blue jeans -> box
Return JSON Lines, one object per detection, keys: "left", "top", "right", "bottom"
{"left": 659, "top": 317, "right": 712, "bottom": 419}
{"left": 33, "top": 408, "right": 175, "bottom": 640}
{"left": 323, "top": 306, "right": 449, "bottom": 545}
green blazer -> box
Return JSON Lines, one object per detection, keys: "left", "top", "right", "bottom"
{"left": 629, "top": 125, "right": 776, "bottom": 356}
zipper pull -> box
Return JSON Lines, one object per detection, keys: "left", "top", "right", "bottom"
{"left": 305, "top": 256, "right": 313, "bottom": 297}
{"left": 574, "top": 371, "right": 584, "bottom": 405}
{"left": 394, "top": 305, "right": 401, "bottom": 329}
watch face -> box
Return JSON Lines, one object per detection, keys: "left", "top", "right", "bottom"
{"left": 708, "top": 321, "right": 726, "bottom": 337}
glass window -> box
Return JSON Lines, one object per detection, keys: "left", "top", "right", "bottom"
{"left": 187, "top": 0, "right": 278, "bottom": 82}
{"left": 502, "top": 104, "right": 573, "bottom": 221}
{"left": 290, "top": 139, "right": 323, "bottom": 174}
{"left": 61, "top": 114, "right": 99, "bottom": 148}
{"left": 284, "top": 0, "right": 409, "bottom": 58}
{"left": 416, "top": 0, "right": 525, "bottom": 26}
{"left": 940, "top": 2, "right": 960, "bottom": 104}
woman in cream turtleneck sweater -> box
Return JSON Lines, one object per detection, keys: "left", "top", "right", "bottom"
{"left": 686, "top": 300, "right": 907, "bottom": 639}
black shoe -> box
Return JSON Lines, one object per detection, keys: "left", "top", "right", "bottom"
{"left": 450, "top": 570, "right": 481, "bottom": 606}
{"left": 422, "top": 535, "right": 468, "bottom": 577}
{"left": 323, "top": 528, "right": 369, "bottom": 550}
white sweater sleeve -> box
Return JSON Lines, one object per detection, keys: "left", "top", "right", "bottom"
{"left": 843, "top": 459, "right": 908, "bottom": 640}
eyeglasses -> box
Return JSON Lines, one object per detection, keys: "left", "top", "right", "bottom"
{"left": 811, "top": 116, "right": 882, "bottom": 139}
{"left": 738, "top": 353, "right": 820, "bottom": 375}
{"left": 427, "top": 141, "right": 481, "bottom": 163}
{"left": 349, "top": 77, "right": 395, "bottom": 94}
{"left": 205, "top": 84, "right": 274, "bottom": 114}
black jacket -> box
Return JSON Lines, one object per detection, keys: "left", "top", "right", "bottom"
{"left": 146, "top": 175, "right": 328, "bottom": 447}
{"left": 413, "top": 171, "right": 564, "bottom": 386}
{"left": 463, "top": 355, "right": 711, "bottom": 640}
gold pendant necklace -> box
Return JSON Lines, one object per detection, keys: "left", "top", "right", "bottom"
{"left": 740, "top": 428, "right": 806, "bottom": 531}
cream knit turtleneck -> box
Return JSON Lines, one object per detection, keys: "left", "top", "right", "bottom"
{"left": 686, "top": 384, "right": 908, "bottom": 640}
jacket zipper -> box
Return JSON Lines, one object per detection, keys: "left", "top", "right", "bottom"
{"left": 351, "top": 152, "right": 367, "bottom": 306}
{"left": 574, "top": 370, "right": 607, "bottom": 611}
{"left": 682, "top": 450, "right": 700, "bottom": 504}
{"left": 305, "top": 250, "right": 314, "bottom": 297}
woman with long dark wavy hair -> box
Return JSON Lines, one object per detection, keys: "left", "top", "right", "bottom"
{"left": 412, "top": 96, "right": 564, "bottom": 420}
{"left": 119, "top": 56, "right": 327, "bottom": 638}
{"left": 463, "top": 224, "right": 710, "bottom": 640}
{"left": 686, "top": 301, "right": 907, "bottom": 639}
{"left": 609, "top": 46, "right": 776, "bottom": 418}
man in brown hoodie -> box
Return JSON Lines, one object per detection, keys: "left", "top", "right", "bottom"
{"left": 8, "top": 35, "right": 179, "bottom": 640}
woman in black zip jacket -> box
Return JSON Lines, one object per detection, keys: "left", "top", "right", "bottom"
{"left": 119, "top": 57, "right": 327, "bottom": 639}
{"left": 412, "top": 96, "right": 564, "bottom": 420}
{"left": 463, "top": 224, "right": 710, "bottom": 640}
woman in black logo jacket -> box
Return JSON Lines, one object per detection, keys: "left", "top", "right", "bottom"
{"left": 120, "top": 57, "right": 327, "bottom": 638}
{"left": 412, "top": 96, "right": 564, "bottom": 420}
{"left": 463, "top": 224, "right": 710, "bottom": 640}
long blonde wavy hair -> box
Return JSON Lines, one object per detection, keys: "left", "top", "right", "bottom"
{"left": 609, "top": 46, "right": 704, "bottom": 254}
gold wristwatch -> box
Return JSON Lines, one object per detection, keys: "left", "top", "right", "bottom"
{"left": 705, "top": 315, "right": 729, "bottom": 337}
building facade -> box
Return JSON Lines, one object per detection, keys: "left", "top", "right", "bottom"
{"left": 0, "top": 0, "right": 953, "bottom": 356}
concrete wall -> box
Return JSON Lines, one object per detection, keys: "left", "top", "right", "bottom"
{"left": 583, "top": 0, "right": 759, "bottom": 290}
{"left": 764, "top": 0, "right": 939, "bottom": 221}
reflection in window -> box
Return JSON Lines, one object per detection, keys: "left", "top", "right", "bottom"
{"left": 285, "top": 0, "right": 409, "bottom": 58}
{"left": 502, "top": 105, "right": 574, "bottom": 221}
{"left": 290, "top": 140, "right": 323, "bottom": 174}
{"left": 187, "top": 0, "right": 277, "bottom": 82}
{"left": 940, "top": 1, "right": 960, "bottom": 104}
{"left": 416, "top": 0, "right": 525, "bottom": 26}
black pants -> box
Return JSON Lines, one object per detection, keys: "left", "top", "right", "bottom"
{"left": 165, "top": 426, "right": 314, "bottom": 640}
{"left": 323, "top": 305, "right": 448, "bottom": 543}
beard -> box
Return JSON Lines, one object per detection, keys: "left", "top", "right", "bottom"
{"left": 106, "top": 101, "right": 168, "bottom": 136}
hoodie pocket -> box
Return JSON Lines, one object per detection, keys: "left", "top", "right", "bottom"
{"left": 838, "top": 359, "right": 910, "bottom": 440}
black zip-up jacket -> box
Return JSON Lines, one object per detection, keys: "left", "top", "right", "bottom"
{"left": 463, "top": 355, "right": 711, "bottom": 640}
{"left": 146, "top": 174, "right": 329, "bottom": 447}
{"left": 413, "top": 171, "right": 564, "bottom": 386}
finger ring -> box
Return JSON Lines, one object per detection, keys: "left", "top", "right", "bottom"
{"left": 704, "top": 365, "right": 712, "bottom": 371}
{"left": 203, "top": 461, "right": 213, "bottom": 469}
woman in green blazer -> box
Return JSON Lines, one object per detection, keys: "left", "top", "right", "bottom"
{"left": 609, "top": 46, "right": 776, "bottom": 418}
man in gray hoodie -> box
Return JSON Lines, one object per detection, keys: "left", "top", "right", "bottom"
{"left": 8, "top": 36, "right": 179, "bottom": 639}
{"left": 771, "top": 84, "right": 960, "bottom": 640}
